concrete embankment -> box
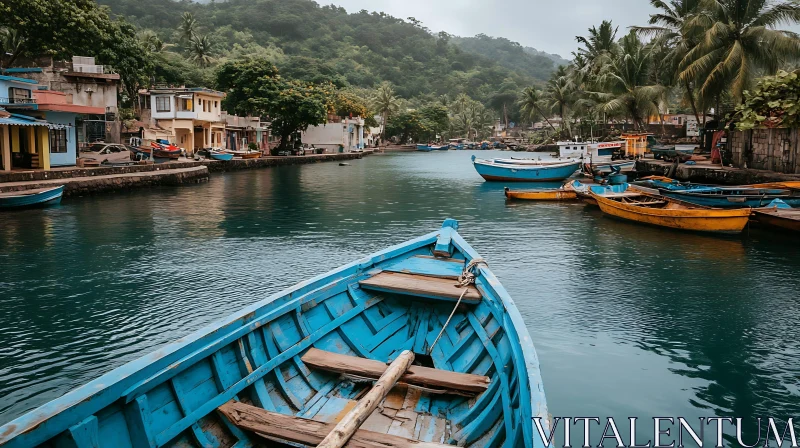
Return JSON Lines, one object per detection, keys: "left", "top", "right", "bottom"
{"left": 0, "top": 151, "right": 371, "bottom": 196}
{"left": 636, "top": 159, "right": 800, "bottom": 185}
{"left": 0, "top": 166, "right": 209, "bottom": 197}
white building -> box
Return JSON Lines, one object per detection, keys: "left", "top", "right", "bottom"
{"left": 147, "top": 87, "right": 226, "bottom": 155}
{"left": 301, "top": 117, "right": 365, "bottom": 152}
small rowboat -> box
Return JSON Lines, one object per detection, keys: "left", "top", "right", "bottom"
{"left": 240, "top": 151, "right": 261, "bottom": 159}
{"left": 0, "top": 185, "right": 64, "bottom": 209}
{"left": 472, "top": 155, "right": 580, "bottom": 182}
{"left": 752, "top": 200, "right": 800, "bottom": 233}
{"left": 209, "top": 151, "right": 234, "bottom": 161}
{"left": 151, "top": 142, "right": 182, "bottom": 159}
{"left": 592, "top": 191, "right": 752, "bottom": 233}
{"left": 504, "top": 186, "right": 577, "bottom": 201}
{"left": 0, "top": 219, "right": 549, "bottom": 448}
{"left": 566, "top": 180, "right": 632, "bottom": 206}
{"left": 659, "top": 187, "right": 800, "bottom": 208}
{"left": 416, "top": 144, "right": 448, "bottom": 151}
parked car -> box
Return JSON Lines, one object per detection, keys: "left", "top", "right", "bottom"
{"left": 81, "top": 143, "right": 131, "bottom": 164}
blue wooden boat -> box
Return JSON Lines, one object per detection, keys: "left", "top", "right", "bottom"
{"left": 209, "top": 152, "right": 234, "bottom": 161}
{"left": 0, "top": 219, "right": 549, "bottom": 448}
{"left": 633, "top": 177, "right": 714, "bottom": 192}
{"left": 566, "top": 180, "right": 632, "bottom": 206}
{"left": 0, "top": 185, "right": 64, "bottom": 209}
{"left": 660, "top": 187, "right": 800, "bottom": 208}
{"left": 416, "top": 144, "right": 434, "bottom": 152}
{"left": 472, "top": 155, "right": 580, "bottom": 182}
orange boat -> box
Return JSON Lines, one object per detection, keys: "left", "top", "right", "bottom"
{"left": 592, "top": 191, "right": 752, "bottom": 233}
{"left": 504, "top": 187, "right": 577, "bottom": 201}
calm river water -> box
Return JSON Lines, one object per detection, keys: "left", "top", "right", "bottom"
{"left": 1, "top": 150, "right": 799, "bottom": 443}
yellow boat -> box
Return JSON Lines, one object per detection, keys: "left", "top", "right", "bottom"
{"left": 747, "top": 181, "right": 800, "bottom": 190}
{"left": 591, "top": 191, "right": 752, "bottom": 233}
{"left": 504, "top": 186, "right": 578, "bottom": 200}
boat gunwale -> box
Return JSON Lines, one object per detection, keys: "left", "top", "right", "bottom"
{"left": 0, "top": 223, "right": 549, "bottom": 448}
{"left": 592, "top": 191, "right": 753, "bottom": 218}
{"left": 0, "top": 229, "right": 444, "bottom": 445}
{"left": 472, "top": 158, "right": 581, "bottom": 171}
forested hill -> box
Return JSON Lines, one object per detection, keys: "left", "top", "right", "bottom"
{"left": 451, "top": 35, "right": 569, "bottom": 80}
{"left": 97, "top": 0, "right": 563, "bottom": 105}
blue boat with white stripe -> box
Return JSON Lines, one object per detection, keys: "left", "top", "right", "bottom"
{"left": 0, "top": 219, "right": 549, "bottom": 448}
{"left": 472, "top": 155, "right": 580, "bottom": 182}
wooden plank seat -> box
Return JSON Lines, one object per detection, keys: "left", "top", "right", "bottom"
{"left": 359, "top": 272, "right": 482, "bottom": 304}
{"left": 218, "top": 401, "right": 453, "bottom": 448}
{"left": 302, "top": 348, "right": 491, "bottom": 394}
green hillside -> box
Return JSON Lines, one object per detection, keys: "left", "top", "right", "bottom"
{"left": 97, "top": 0, "right": 559, "bottom": 109}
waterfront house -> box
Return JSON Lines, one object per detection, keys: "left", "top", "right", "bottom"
{"left": 222, "top": 112, "right": 269, "bottom": 151}
{"left": 0, "top": 75, "right": 103, "bottom": 171}
{"left": 3, "top": 56, "right": 122, "bottom": 146}
{"left": 147, "top": 87, "right": 226, "bottom": 155}
{"left": 301, "top": 116, "right": 365, "bottom": 152}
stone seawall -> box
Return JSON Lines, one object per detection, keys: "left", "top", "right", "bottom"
{"left": 0, "top": 167, "right": 210, "bottom": 197}
{"left": 0, "top": 151, "right": 371, "bottom": 183}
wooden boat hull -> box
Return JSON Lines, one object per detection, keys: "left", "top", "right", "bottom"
{"left": 593, "top": 193, "right": 751, "bottom": 233}
{"left": 660, "top": 189, "right": 800, "bottom": 208}
{"left": 0, "top": 185, "right": 64, "bottom": 209}
{"left": 753, "top": 208, "right": 800, "bottom": 233}
{"left": 566, "top": 180, "right": 630, "bottom": 207}
{"left": 240, "top": 152, "right": 261, "bottom": 159}
{"left": 209, "top": 152, "right": 235, "bottom": 161}
{"left": 504, "top": 187, "right": 577, "bottom": 200}
{"left": 590, "top": 160, "right": 636, "bottom": 173}
{"left": 472, "top": 156, "right": 580, "bottom": 182}
{"left": 0, "top": 220, "right": 549, "bottom": 448}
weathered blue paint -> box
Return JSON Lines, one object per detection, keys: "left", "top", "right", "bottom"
{"left": 660, "top": 188, "right": 800, "bottom": 208}
{"left": 208, "top": 152, "right": 234, "bottom": 161}
{"left": 0, "top": 220, "right": 549, "bottom": 448}
{"left": 0, "top": 185, "right": 64, "bottom": 209}
{"left": 472, "top": 155, "right": 580, "bottom": 182}
{"left": 416, "top": 144, "right": 448, "bottom": 151}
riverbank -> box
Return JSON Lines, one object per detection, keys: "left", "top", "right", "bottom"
{"left": 635, "top": 158, "right": 800, "bottom": 184}
{"left": 0, "top": 151, "right": 372, "bottom": 196}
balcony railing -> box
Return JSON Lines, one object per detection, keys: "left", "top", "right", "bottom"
{"left": 0, "top": 97, "right": 37, "bottom": 105}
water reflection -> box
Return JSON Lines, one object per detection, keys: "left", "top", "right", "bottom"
{"left": 0, "top": 151, "right": 798, "bottom": 440}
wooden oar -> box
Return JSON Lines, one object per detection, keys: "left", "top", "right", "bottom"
{"left": 316, "top": 350, "right": 415, "bottom": 448}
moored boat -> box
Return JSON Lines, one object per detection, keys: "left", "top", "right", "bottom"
{"left": 659, "top": 187, "right": 800, "bottom": 208}
{"left": 566, "top": 180, "right": 633, "bottom": 206}
{"left": 592, "top": 192, "right": 752, "bottom": 233}
{"left": 0, "top": 185, "right": 64, "bottom": 209}
{"left": 472, "top": 155, "right": 581, "bottom": 182}
{"left": 504, "top": 186, "right": 578, "bottom": 200}
{"left": 151, "top": 142, "right": 182, "bottom": 159}
{"left": 209, "top": 151, "right": 234, "bottom": 161}
{"left": 416, "top": 144, "right": 448, "bottom": 151}
{"left": 752, "top": 200, "right": 800, "bottom": 233}
{"left": 587, "top": 160, "right": 636, "bottom": 174}
{"left": 240, "top": 151, "right": 262, "bottom": 159}
{"left": 0, "top": 219, "right": 549, "bottom": 448}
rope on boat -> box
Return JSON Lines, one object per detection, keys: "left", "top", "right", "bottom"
{"left": 428, "top": 258, "right": 488, "bottom": 355}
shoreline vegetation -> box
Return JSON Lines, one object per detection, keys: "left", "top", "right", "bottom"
{"left": 3, "top": 0, "right": 800, "bottom": 149}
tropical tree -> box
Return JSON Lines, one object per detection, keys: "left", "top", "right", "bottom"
{"left": 517, "top": 87, "right": 557, "bottom": 132}
{"left": 371, "top": 82, "right": 400, "bottom": 143}
{"left": 178, "top": 12, "right": 199, "bottom": 46}
{"left": 575, "top": 20, "right": 620, "bottom": 74}
{"left": 593, "top": 32, "right": 666, "bottom": 129}
{"left": 188, "top": 34, "right": 214, "bottom": 68}
{"left": 633, "top": 0, "right": 705, "bottom": 123}
{"left": 545, "top": 66, "right": 575, "bottom": 135}
{"left": 0, "top": 27, "right": 26, "bottom": 69}
{"left": 679, "top": 0, "right": 800, "bottom": 106}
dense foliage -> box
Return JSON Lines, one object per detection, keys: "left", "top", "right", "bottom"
{"left": 734, "top": 70, "right": 800, "bottom": 130}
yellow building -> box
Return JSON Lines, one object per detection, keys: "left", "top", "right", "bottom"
{"left": 0, "top": 108, "right": 63, "bottom": 172}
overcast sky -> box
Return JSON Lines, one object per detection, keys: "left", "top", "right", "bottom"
{"left": 327, "top": 0, "right": 659, "bottom": 58}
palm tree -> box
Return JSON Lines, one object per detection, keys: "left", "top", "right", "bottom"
{"left": 545, "top": 66, "right": 574, "bottom": 135}
{"left": 593, "top": 32, "right": 666, "bottom": 130}
{"left": 371, "top": 82, "right": 400, "bottom": 144}
{"left": 576, "top": 20, "right": 620, "bottom": 73}
{"left": 179, "top": 12, "right": 198, "bottom": 46}
{"left": 138, "top": 30, "right": 165, "bottom": 53}
{"left": 633, "top": 0, "right": 704, "bottom": 124}
{"left": 187, "top": 34, "right": 214, "bottom": 68}
{"left": 0, "top": 27, "right": 26, "bottom": 68}
{"left": 517, "top": 87, "right": 557, "bottom": 132}
{"left": 680, "top": 0, "right": 800, "bottom": 105}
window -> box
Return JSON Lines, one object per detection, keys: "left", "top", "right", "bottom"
{"left": 9, "top": 87, "right": 32, "bottom": 103}
{"left": 155, "top": 96, "right": 170, "bottom": 112}
{"left": 49, "top": 129, "right": 67, "bottom": 154}
{"left": 214, "top": 101, "right": 218, "bottom": 109}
